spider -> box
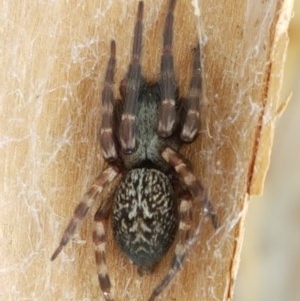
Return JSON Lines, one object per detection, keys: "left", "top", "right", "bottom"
{"left": 51, "top": 0, "right": 218, "bottom": 300}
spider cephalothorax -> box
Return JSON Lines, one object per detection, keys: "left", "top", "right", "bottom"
{"left": 51, "top": 1, "right": 217, "bottom": 300}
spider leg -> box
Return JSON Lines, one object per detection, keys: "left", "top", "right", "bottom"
{"left": 100, "top": 40, "right": 118, "bottom": 161}
{"left": 93, "top": 196, "right": 114, "bottom": 301}
{"left": 51, "top": 166, "right": 120, "bottom": 261}
{"left": 180, "top": 44, "right": 202, "bottom": 142}
{"left": 119, "top": 1, "right": 144, "bottom": 153}
{"left": 161, "top": 147, "right": 218, "bottom": 228}
{"left": 149, "top": 196, "right": 193, "bottom": 301}
{"left": 158, "top": 0, "right": 177, "bottom": 137}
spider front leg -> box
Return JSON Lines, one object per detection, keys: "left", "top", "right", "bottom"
{"left": 100, "top": 40, "right": 118, "bottom": 161}
{"left": 162, "top": 147, "right": 218, "bottom": 228}
{"left": 119, "top": 1, "right": 144, "bottom": 153}
{"left": 51, "top": 166, "right": 120, "bottom": 261}
{"left": 158, "top": 0, "right": 177, "bottom": 137}
{"left": 149, "top": 196, "right": 193, "bottom": 301}
{"left": 93, "top": 196, "right": 115, "bottom": 301}
{"left": 180, "top": 44, "right": 202, "bottom": 142}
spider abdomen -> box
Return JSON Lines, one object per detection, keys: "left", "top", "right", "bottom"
{"left": 112, "top": 168, "right": 178, "bottom": 271}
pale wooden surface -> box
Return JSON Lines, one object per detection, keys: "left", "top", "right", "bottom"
{"left": 234, "top": 2, "right": 300, "bottom": 300}
{"left": 0, "top": 1, "right": 293, "bottom": 301}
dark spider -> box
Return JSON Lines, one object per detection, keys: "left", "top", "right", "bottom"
{"left": 51, "top": 1, "right": 218, "bottom": 300}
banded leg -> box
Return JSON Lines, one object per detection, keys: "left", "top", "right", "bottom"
{"left": 51, "top": 166, "right": 120, "bottom": 261}
{"left": 93, "top": 197, "right": 114, "bottom": 301}
{"left": 180, "top": 44, "right": 202, "bottom": 142}
{"left": 158, "top": 0, "right": 177, "bottom": 137}
{"left": 149, "top": 197, "right": 193, "bottom": 301}
{"left": 161, "top": 147, "right": 218, "bottom": 228}
{"left": 100, "top": 40, "right": 117, "bottom": 161}
{"left": 119, "top": 1, "right": 144, "bottom": 153}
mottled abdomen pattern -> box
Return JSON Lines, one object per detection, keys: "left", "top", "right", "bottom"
{"left": 112, "top": 168, "right": 178, "bottom": 271}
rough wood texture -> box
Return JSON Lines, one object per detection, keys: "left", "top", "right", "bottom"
{"left": 0, "top": 0, "right": 293, "bottom": 300}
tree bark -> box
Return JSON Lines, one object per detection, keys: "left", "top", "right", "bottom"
{"left": 0, "top": 0, "right": 293, "bottom": 300}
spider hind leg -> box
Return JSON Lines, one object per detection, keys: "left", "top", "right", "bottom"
{"left": 50, "top": 166, "right": 120, "bottom": 261}
{"left": 162, "top": 147, "right": 218, "bottom": 228}
{"left": 149, "top": 196, "right": 193, "bottom": 301}
{"left": 93, "top": 197, "right": 115, "bottom": 301}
